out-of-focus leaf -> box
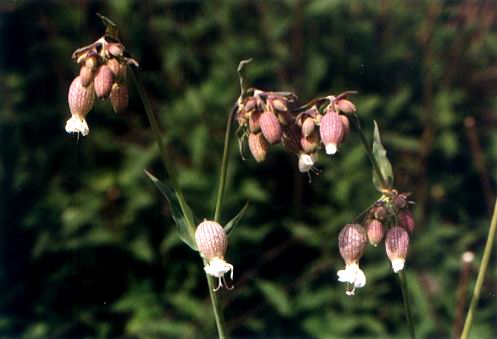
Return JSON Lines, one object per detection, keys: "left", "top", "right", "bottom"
{"left": 224, "top": 201, "right": 249, "bottom": 236}
{"left": 372, "top": 121, "right": 394, "bottom": 191}
{"left": 256, "top": 279, "right": 293, "bottom": 317}
{"left": 144, "top": 170, "right": 197, "bottom": 251}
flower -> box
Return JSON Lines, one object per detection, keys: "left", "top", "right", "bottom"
{"left": 385, "top": 226, "right": 409, "bottom": 273}
{"left": 298, "top": 152, "right": 318, "bottom": 173}
{"left": 194, "top": 220, "right": 234, "bottom": 291}
{"left": 337, "top": 223, "right": 368, "bottom": 295}
{"left": 66, "top": 76, "right": 95, "bottom": 136}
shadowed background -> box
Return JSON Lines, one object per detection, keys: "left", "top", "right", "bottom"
{"left": 1, "top": 0, "right": 496, "bottom": 337}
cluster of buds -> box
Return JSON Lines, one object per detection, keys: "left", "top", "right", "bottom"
{"left": 236, "top": 90, "right": 356, "bottom": 174}
{"left": 337, "top": 190, "right": 415, "bottom": 295}
{"left": 66, "top": 35, "right": 138, "bottom": 136}
{"left": 195, "top": 220, "right": 234, "bottom": 291}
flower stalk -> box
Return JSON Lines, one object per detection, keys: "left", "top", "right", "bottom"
{"left": 461, "top": 198, "right": 497, "bottom": 339}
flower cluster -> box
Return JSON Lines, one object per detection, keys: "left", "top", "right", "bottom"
{"left": 66, "top": 35, "right": 138, "bottom": 136}
{"left": 236, "top": 90, "right": 356, "bottom": 174}
{"left": 338, "top": 190, "right": 415, "bottom": 295}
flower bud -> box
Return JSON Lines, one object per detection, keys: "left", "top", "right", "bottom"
{"left": 366, "top": 219, "right": 384, "bottom": 246}
{"left": 268, "top": 95, "right": 287, "bottom": 111}
{"left": 249, "top": 110, "right": 261, "bottom": 133}
{"left": 320, "top": 111, "right": 344, "bottom": 155}
{"left": 85, "top": 55, "right": 97, "bottom": 70}
{"left": 107, "top": 58, "right": 127, "bottom": 83}
{"left": 79, "top": 65, "right": 94, "bottom": 87}
{"left": 340, "top": 114, "right": 350, "bottom": 140}
{"left": 243, "top": 96, "right": 257, "bottom": 112}
{"left": 110, "top": 83, "right": 129, "bottom": 114}
{"left": 195, "top": 220, "right": 234, "bottom": 291}
{"left": 259, "top": 111, "right": 282, "bottom": 144}
{"left": 248, "top": 132, "right": 269, "bottom": 163}
{"left": 369, "top": 203, "right": 387, "bottom": 220}
{"left": 393, "top": 192, "right": 411, "bottom": 209}
{"left": 338, "top": 224, "right": 368, "bottom": 265}
{"left": 301, "top": 117, "right": 315, "bottom": 137}
{"left": 300, "top": 130, "right": 320, "bottom": 153}
{"left": 66, "top": 76, "right": 95, "bottom": 136}
{"left": 106, "top": 42, "right": 125, "bottom": 57}
{"left": 385, "top": 226, "right": 409, "bottom": 273}
{"left": 398, "top": 209, "right": 415, "bottom": 233}
{"left": 94, "top": 65, "right": 114, "bottom": 99}
{"left": 335, "top": 99, "right": 356, "bottom": 113}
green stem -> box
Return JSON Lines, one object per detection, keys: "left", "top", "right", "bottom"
{"left": 130, "top": 67, "right": 229, "bottom": 338}
{"left": 214, "top": 104, "right": 238, "bottom": 222}
{"left": 351, "top": 114, "right": 415, "bottom": 339}
{"left": 399, "top": 270, "right": 416, "bottom": 339}
{"left": 461, "top": 198, "right": 497, "bottom": 339}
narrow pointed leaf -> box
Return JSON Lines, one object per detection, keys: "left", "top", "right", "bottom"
{"left": 224, "top": 201, "right": 250, "bottom": 236}
{"left": 144, "top": 170, "right": 198, "bottom": 251}
{"left": 237, "top": 58, "right": 253, "bottom": 99}
{"left": 372, "top": 121, "right": 394, "bottom": 191}
{"left": 97, "top": 13, "right": 119, "bottom": 39}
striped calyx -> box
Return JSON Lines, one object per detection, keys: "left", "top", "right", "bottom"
{"left": 338, "top": 224, "right": 368, "bottom": 264}
{"left": 248, "top": 132, "right": 269, "bottom": 163}
{"left": 398, "top": 209, "right": 415, "bottom": 233}
{"left": 110, "top": 83, "right": 129, "bottom": 114}
{"left": 320, "top": 111, "right": 344, "bottom": 155}
{"left": 366, "top": 219, "right": 384, "bottom": 246}
{"left": 259, "top": 111, "right": 282, "bottom": 144}
{"left": 385, "top": 226, "right": 409, "bottom": 273}
{"left": 94, "top": 65, "right": 114, "bottom": 99}
{"left": 195, "top": 220, "right": 227, "bottom": 260}
{"left": 66, "top": 76, "right": 95, "bottom": 136}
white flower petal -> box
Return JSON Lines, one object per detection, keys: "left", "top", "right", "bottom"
{"left": 337, "top": 263, "right": 366, "bottom": 295}
{"left": 204, "top": 257, "right": 233, "bottom": 278}
{"left": 65, "top": 114, "right": 89, "bottom": 136}
{"left": 298, "top": 153, "right": 318, "bottom": 173}
{"left": 325, "top": 143, "right": 337, "bottom": 155}
{"left": 391, "top": 258, "right": 405, "bottom": 273}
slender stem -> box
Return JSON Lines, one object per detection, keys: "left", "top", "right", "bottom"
{"left": 130, "top": 67, "right": 229, "bottom": 338}
{"left": 399, "top": 270, "right": 416, "bottom": 339}
{"left": 214, "top": 104, "right": 238, "bottom": 222}
{"left": 461, "top": 198, "right": 497, "bottom": 339}
{"left": 130, "top": 68, "right": 195, "bottom": 233}
{"left": 351, "top": 114, "right": 415, "bottom": 338}
{"left": 204, "top": 259, "right": 229, "bottom": 339}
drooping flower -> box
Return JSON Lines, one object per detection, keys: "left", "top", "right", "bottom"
{"left": 320, "top": 111, "right": 344, "bottom": 155}
{"left": 259, "top": 111, "right": 282, "bottom": 144}
{"left": 298, "top": 152, "right": 318, "bottom": 173}
{"left": 66, "top": 76, "right": 95, "bottom": 136}
{"left": 337, "top": 223, "right": 368, "bottom": 295}
{"left": 366, "top": 219, "right": 384, "bottom": 246}
{"left": 385, "top": 226, "right": 409, "bottom": 273}
{"left": 248, "top": 132, "right": 269, "bottom": 163}
{"left": 195, "top": 220, "right": 234, "bottom": 291}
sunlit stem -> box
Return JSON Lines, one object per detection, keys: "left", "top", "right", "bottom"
{"left": 461, "top": 198, "right": 497, "bottom": 339}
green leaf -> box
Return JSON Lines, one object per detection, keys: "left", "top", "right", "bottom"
{"left": 256, "top": 279, "right": 293, "bottom": 316}
{"left": 224, "top": 201, "right": 249, "bottom": 236}
{"left": 372, "top": 121, "right": 394, "bottom": 191}
{"left": 144, "top": 170, "right": 197, "bottom": 251}
{"left": 237, "top": 58, "right": 253, "bottom": 99}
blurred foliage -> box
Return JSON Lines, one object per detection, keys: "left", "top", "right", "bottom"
{"left": 1, "top": 0, "right": 496, "bottom": 338}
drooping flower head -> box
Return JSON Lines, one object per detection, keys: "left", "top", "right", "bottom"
{"left": 337, "top": 223, "right": 368, "bottom": 295}
{"left": 195, "top": 220, "right": 234, "bottom": 291}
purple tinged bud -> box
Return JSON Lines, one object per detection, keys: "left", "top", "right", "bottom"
{"left": 338, "top": 224, "right": 368, "bottom": 265}
{"left": 340, "top": 115, "right": 350, "bottom": 141}
{"left": 320, "top": 111, "right": 344, "bottom": 155}
{"left": 370, "top": 204, "right": 388, "bottom": 220}
{"left": 108, "top": 58, "right": 127, "bottom": 83}
{"left": 385, "top": 226, "right": 409, "bottom": 273}
{"left": 302, "top": 117, "right": 315, "bottom": 137}
{"left": 268, "top": 95, "right": 288, "bottom": 111}
{"left": 249, "top": 111, "right": 261, "bottom": 133}
{"left": 106, "top": 42, "right": 125, "bottom": 57}
{"left": 79, "top": 65, "right": 94, "bottom": 87}
{"left": 366, "top": 219, "right": 384, "bottom": 246}
{"left": 300, "top": 130, "right": 320, "bottom": 153}
{"left": 248, "top": 132, "right": 269, "bottom": 163}
{"left": 260, "top": 111, "right": 282, "bottom": 144}
{"left": 336, "top": 99, "right": 356, "bottom": 113}
{"left": 110, "top": 83, "right": 129, "bottom": 114}
{"left": 94, "top": 65, "right": 114, "bottom": 99}
{"left": 68, "top": 76, "right": 95, "bottom": 116}
{"left": 398, "top": 209, "right": 415, "bottom": 233}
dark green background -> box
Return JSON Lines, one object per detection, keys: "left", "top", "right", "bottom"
{"left": 1, "top": 1, "right": 496, "bottom": 337}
